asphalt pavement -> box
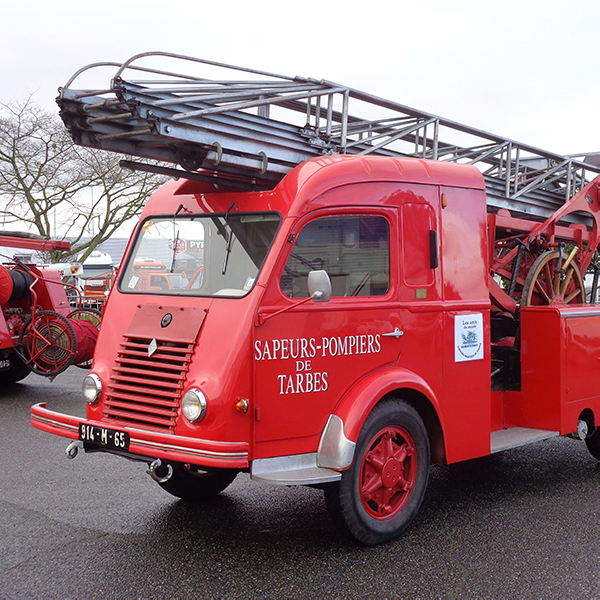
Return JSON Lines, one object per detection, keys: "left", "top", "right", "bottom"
{"left": 1, "top": 368, "right": 599, "bottom": 599}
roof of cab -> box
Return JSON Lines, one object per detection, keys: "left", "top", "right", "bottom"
{"left": 147, "top": 154, "right": 486, "bottom": 217}
{"left": 279, "top": 155, "right": 486, "bottom": 205}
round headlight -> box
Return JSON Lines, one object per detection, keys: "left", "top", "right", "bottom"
{"left": 82, "top": 373, "right": 102, "bottom": 404}
{"left": 182, "top": 388, "right": 207, "bottom": 422}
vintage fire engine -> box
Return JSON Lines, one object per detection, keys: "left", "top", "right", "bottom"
{"left": 31, "top": 53, "right": 600, "bottom": 545}
{"left": 1, "top": 233, "right": 101, "bottom": 383}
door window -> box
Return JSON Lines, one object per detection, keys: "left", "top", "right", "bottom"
{"left": 281, "top": 215, "right": 390, "bottom": 298}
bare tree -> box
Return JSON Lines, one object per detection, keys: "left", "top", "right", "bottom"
{"left": 0, "top": 96, "right": 166, "bottom": 262}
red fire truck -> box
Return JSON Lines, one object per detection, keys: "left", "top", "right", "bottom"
{"left": 31, "top": 53, "right": 600, "bottom": 545}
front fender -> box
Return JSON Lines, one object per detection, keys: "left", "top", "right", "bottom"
{"left": 333, "top": 367, "right": 445, "bottom": 444}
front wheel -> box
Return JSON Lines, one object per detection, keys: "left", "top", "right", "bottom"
{"left": 325, "top": 399, "right": 430, "bottom": 545}
{"left": 156, "top": 462, "right": 239, "bottom": 501}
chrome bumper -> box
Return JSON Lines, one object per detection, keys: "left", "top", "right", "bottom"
{"left": 31, "top": 403, "right": 249, "bottom": 469}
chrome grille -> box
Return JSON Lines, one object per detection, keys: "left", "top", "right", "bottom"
{"left": 103, "top": 336, "right": 193, "bottom": 431}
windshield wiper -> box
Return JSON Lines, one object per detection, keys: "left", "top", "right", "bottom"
{"left": 170, "top": 204, "right": 187, "bottom": 273}
{"left": 221, "top": 202, "right": 236, "bottom": 275}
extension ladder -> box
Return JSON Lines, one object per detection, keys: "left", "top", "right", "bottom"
{"left": 57, "top": 51, "right": 600, "bottom": 221}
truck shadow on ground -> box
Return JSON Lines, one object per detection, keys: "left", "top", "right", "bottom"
{"left": 148, "top": 436, "right": 598, "bottom": 555}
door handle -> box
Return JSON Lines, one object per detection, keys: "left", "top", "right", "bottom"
{"left": 382, "top": 327, "right": 404, "bottom": 339}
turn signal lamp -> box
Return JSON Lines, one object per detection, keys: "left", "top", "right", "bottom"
{"left": 182, "top": 388, "right": 207, "bottom": 422}
{"left": 235, "top": 399, "right": 249, "bottom": 413}
{"left": 82, "top": 373, "right": 102, "bottom": 404}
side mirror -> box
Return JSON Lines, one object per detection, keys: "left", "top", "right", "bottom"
{"left": 308, "top": 270, "right": 331, "bottom": 303}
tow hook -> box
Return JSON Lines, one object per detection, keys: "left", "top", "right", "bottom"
{"left": 65, "top": 440, "right": 84, "bottom": 459}
{"left": 147, "top": 458, "right": 173, "bottom": 483}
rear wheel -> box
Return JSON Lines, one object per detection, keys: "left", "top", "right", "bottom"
{"left": 585, "top": 428, "right": 600, "bottom": 460}
{"left": 0, "top": 353, "right": 30, "bottom": 385}
{"left": 157, "top": 462, "right": 239, "bottom": 501}
{"left": 324, "top": 399, "right": 430, "bottom": 545}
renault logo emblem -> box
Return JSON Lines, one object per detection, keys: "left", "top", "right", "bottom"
{"left": 148, "top": 338, "right": 158, "bottom": 357}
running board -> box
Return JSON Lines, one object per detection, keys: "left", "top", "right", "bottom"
{"left": 251, "top": 452, "right": 342, "bottom": 486}
{"left": 490, "top": 427, "right": 560, "bottom": 453}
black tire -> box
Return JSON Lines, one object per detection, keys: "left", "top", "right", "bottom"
{"left": 585, "top": 428, "right": 600, "bottom": 460}
{"left": 324, "top": 399, "right": 430, "bottom": 545}
{"left": 157, "top": 462, "right": 239, "bottom": 501}
{"left": 0, "top": 353, "right": 30, "bottom": 385}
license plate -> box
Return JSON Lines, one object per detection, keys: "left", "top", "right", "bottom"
{"left": 0, "top": 358, "right": 9, "bottom": 371}
{"left": 79, "top": 424, "right": 130, "bottom": 450}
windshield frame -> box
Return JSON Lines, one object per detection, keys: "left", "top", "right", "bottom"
{"left": 118, "top": 210, "right": 282, "bottom": 298}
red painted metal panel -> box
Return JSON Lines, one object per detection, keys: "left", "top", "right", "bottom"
{"left": 401, "top": 202, "right": 436, "bottom": 288}
{"left": 512, "top": 308, "right": 563, "bottom": 430}
{"left": 517, "top": 306, "right": 600, "bottom": 434}
{"left": 0, "top": 311, "right": 12, "bottom": 350}
{"left": 440, "top": 186, "right": 489, "bottom": 302}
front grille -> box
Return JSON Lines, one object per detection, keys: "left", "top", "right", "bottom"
{"left": 103, "top": 336, "right": 194, "bottom": 431}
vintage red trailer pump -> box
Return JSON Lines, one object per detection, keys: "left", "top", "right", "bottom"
{"left": 0, "top": 234, "right": 101, "bottom": 384}
{"left": 31, "top": 53, "right": 600, "bottom": 545}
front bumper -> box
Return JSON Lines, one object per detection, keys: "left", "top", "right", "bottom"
{"left": 31, "top": 403, "right": 249, "bottom": 469}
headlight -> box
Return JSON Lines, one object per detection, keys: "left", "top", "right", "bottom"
{"left": 182, "top": 388, "right": 207, "bottom": 422}
{"left": 82, "top": 373, "right": 102, "bottom": 404}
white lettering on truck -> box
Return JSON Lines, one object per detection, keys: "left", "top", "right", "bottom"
{"left": 255, "top": 334, "right": 381, "bottom": 395}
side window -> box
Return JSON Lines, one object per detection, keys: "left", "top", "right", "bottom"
{"left": 281, "top": 215, "right": 389, "bottom": 298}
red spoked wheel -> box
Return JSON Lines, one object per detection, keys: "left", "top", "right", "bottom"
{"left": 324, "top": 399, "right": 430, "bottom": 545}
{"left": 18, "top": 310, "right": 77, "bottom": 377}
{"left": 521, "top": 249, "right": 585, "bottom": 306}
{"left": 359, "top": 425, "right": 417, "bottom": 519}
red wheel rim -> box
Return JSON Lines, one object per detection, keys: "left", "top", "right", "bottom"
{"left": 359, "top": 425, "right": 417, "bottom": 520}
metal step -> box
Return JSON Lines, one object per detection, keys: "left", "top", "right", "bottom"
{"left": 251, "top": 452, "right": 341, "bottom": 486}
{"left": 490, "top": 427, "right": 560, "bottom": 454}
{"left": 57, "top": 51, "right": 600, "bottom": 217}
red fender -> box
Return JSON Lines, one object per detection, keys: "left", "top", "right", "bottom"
{"left": 333, "top": 366, "right": 446, "bottom": 445}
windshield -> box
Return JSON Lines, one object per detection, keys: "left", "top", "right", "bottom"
{"left": 119, "top": 212, "right": 280, "bottom": 297}
{"left": 82, "top": 266, "right": 114, "bottom": 280}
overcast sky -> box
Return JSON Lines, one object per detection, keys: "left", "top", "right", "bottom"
{"left": 2, "top": 0, "right": 599, "bottom": 156}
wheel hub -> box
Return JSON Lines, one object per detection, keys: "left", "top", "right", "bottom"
{"left": 359, "top": 426, "right": 417, "bottom": 519}
{"left": 381, "top": 457, "right": 402, "bottom": 488}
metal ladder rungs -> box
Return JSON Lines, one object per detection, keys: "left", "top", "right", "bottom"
{"left": 56, "top": 52, "right": 600, "bottom": 214}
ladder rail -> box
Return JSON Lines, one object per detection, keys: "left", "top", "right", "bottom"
{"left": 57, "top": 51, "right": 600, "bottom": 219}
